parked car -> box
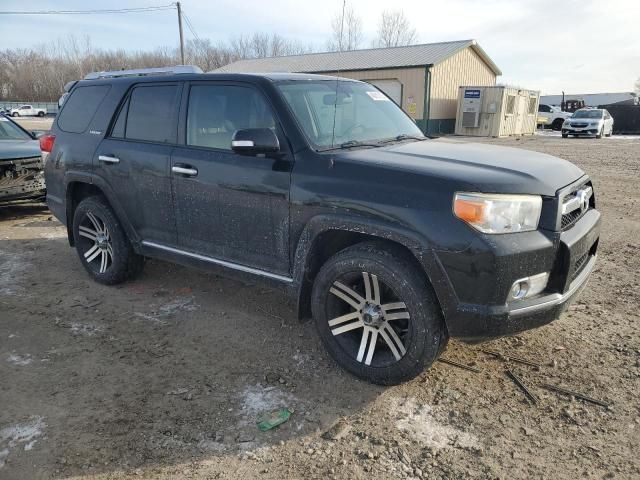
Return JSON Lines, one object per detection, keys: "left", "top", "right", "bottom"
{"left": 10, "top": 104, "right": 47, "bottom": 117}
{"left": 562, "top": 109, "right": 614, "bottom": 138}
{"left": 43, "top": 67, "right": 601, "bottom": 385}
{"left": 0, "top": 114, "right": 46, "bottom": 202}
{"left": 537, "top": 104, "right": 572, "bottom": 130}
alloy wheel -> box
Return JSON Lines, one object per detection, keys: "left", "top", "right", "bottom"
{"left": 327, "top": 272, "right": 410, "bottom": 367}
{"left": 77, "top": 211, "right": 113, "bottom": 274}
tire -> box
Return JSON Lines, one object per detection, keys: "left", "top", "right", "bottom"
{"left": 311, "top": 241, "right": 447, "bottom": 385}
{"left": 562, "top": 133, "right": 568, "bottom": 138}
{"left": 12, "top": 112, "right": 19, "bottom": 117}
{"left": 72, "top": 196, "right": 144, "bottom": 285}
{"left": 596, "top": 126, "right": 603, "bottom": 139}
{"left": 37, "top": 111, "right": 44, "bottom": 117}
{"left": 551, "top": 118, "right": 564, "bottom": 131}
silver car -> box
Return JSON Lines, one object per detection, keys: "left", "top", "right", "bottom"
{"left": 562, "top": 108, "right": 614, "bottom": 138}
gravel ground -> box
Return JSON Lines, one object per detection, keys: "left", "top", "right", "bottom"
{"left": 1, "top": 134, "right": 638, "bottom": 480}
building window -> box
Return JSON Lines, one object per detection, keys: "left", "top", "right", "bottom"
{"left": 506, "top": 95, "right": 516, "bottom": 115}
{"left": 528, "top": 97, "right": 537, "bottom": 115}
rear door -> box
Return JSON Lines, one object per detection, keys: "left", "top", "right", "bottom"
{"left": 95, "top": 83, "right": 181, "bottom": 246}
{"left": 170, "top": 81, "right": 292, "bottom": 276}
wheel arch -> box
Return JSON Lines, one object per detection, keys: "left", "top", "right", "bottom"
{"left": 292, "top": 215, "right": 452, "bottom": 323}
{"left": 64, "top": 174, "right": 139, "bottom": 248}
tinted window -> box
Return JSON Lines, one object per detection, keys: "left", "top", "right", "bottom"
{"left": 0, "top": 116, "right": 31, "bottom": 140}
{"left": 58, "top": 85, "right": 110, "bottom": 133}
{"left": 277, "top": 80, "right": 423, "bottom": 148}
{"left": 125, "top": 85, "right": 179, "bottom": 143}
{"left": 110, "top": 98, "right": 129, "bottom": 139}
{"left": 186, "top": 85, "right": 276, "bottom": 150}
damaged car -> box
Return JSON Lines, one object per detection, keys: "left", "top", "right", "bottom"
{"left": 0, "top": 114, "right": 46, "bottom": 203}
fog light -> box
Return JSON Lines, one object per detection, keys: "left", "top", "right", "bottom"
{"left": 508, "top": 272, "right": 549, "bottom": 302}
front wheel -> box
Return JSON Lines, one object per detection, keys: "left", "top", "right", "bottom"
{"left": 596, "top": 126, "right": 603, "bottom": 139}
{"left": 551, "top": 118, "right": 564, "bottom": 131}
{"left": 12, "top": 112, "right": 19, "bottom": 117}
{"left": 562, "top": 133, "right": 568, "bottom": 138}
{"left": 311, "top": 242, "right": 447, "bottom": 385}
{"left": 72, "top": 196, "right": 144, "bottom": 285}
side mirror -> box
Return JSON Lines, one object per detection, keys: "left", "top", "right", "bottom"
{"left": 231, "top": 128, "right": 279, "bottom": 155}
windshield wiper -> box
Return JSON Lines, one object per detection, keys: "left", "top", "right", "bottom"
{"left": 378, "top": 134, "right": 427, "bottom": 144}
{"left": 322, "top": 140, "right": 381, "bottom": 151}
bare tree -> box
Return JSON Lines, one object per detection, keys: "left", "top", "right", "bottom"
{"left": 635, "top": 77, "right": 640, "bottom": 95}
{"left": 327, "top": 3, "right": 363, "bottom": 51}
{"left": 0, "top": 32, "right": 316, "bottom": 102}
{"left": 375, "top": 9, "right": 417, "bottom": 48}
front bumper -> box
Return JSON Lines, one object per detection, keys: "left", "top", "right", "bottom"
{"left": 562, "top": 127, "right": 600, "bottom": 136}
{"left": 439, "top": 208, "right": 600, "bottom": 341}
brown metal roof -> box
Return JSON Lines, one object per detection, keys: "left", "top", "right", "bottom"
{"left": 215, "top": 39, "right": 501, "bottom": 76}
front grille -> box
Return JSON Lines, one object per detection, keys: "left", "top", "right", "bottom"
{"left": 570, "top": 252, "right": 589, "bottom": 282}
{"left": 559, "top": 181, "right": 594, "bottom": 230}
{"left": 570, "top": 123, "right": 588, "bottom": 128}
{"left": 561, "top": 209, "right": 584, "bottom": 229}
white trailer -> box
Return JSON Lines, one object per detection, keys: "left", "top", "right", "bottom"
{"left": 454, "top": 86, "right": 540, "bottom": 137}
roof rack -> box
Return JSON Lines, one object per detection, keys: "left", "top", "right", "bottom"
{"left": 84, "top": 65, "right": 202, "bottom": 80}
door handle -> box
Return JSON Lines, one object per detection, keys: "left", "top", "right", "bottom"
{"left": 172, "top": 165, "right": 198, "bottom": 177}
{"left": 98, "top": 155, "right": 120, "bottom": 164}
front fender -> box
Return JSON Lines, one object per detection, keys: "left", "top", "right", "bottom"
{"left": 291, "top": 213, "right": 458, "bottom": 322}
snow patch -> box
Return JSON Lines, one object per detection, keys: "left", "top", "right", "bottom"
{"left": 134, "top": 296, "right": 198, "bottom": 325}
{"left": 6, "top": 353, "right": 32, "bottom": 366}
{"left": 0, "top": 416, "right": 46, "bottom": 468}
{"left": 392, "top": 397, "right": 479, "bottom": 451}
{"left": 70, "top": 322, "right": 102, "bottom": 336}
{"left": 0, "top": 249, "right": 31, "bottom": 296}
{"left": 240, "top": 385, "right": 296, "bottom": 418}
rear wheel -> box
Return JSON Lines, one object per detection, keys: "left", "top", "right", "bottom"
{"left": 37, "top": 111, "right": 45, "bottom": 117}
{"left": 72, "top": 196, "right": 144, "bottom": 285}
{"left": 311, "top": 242, "right": 447, "bottom": 385}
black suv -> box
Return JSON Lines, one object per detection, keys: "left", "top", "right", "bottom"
{"left": 43, "top": 67, "right": 600, "bottom": 385}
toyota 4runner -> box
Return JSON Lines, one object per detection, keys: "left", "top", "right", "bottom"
{"left": 43, "top": 66, "right": 600, "bottom": 385}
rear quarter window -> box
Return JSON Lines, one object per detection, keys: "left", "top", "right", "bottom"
{"left": 58, "top": 85, "right": 111, "bottom": 133}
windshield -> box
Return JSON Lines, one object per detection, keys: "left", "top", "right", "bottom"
{"left": 0, "top": 116, "right": 32, "bottom": 140}
{"left": 572, "top": 109, "right": 603, "bottom": 119}
{"left": 276, "top": 80, "right": 424, "bottom": 149}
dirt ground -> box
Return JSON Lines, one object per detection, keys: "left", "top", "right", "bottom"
{"left": 1, "top": 134, "right": 639, "bottom": 480}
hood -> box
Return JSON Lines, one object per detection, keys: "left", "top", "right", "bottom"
{"left": 339, "top": 138, "right": 585, "bottom": 197}
{"left": 0, "top": 139, "right": 41, "bottom": 161}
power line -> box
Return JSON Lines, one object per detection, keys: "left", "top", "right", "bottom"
{"left": 0, "top": 4, "right": 176, "bottom": 15}
{"left": 182, "top": 12, "right": 201, "bottom": 44}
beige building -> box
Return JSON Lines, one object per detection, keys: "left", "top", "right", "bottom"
{"left": 216, "top": 40, "right": 501, "bottom": 134}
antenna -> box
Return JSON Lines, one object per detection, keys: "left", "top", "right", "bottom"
{"left": 339, "top": 0, "right": 346, "bottom": 51}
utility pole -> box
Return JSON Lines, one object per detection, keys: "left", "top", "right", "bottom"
{"left": 339, "top": 0, "right": 346, "bottom": 51}
{"left": 176, "top": 1, "right": 185, "bottom": 64}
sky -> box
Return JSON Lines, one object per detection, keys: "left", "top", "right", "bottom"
{"left": 1, "top": 0, "right": 639, "bottom": 95}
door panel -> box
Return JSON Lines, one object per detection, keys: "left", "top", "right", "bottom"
{"left": 95, "top": 139, "right": 176, "bottom": 245}
{"left": 93, "top": 82, "right": 181, "bottom": 246}
{"left": 171, "top": 82, "right": 291, "bottom": 275}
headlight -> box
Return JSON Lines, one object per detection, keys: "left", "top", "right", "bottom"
{"left": 453, "top": 193, "right": 542, "bottom": 234}
{"left": 589, "top": 121, "right": 600, "bottom": 126}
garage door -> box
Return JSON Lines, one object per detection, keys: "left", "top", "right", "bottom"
{"left": 367, "top": 79, "right": 402, "bottom": 106}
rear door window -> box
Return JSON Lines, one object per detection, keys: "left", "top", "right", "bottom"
{"left": 58, "top": 85, "right": 111, "bottom": 133}
{"left": 124, "top": 85, "right": 180, "bottom": 143}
